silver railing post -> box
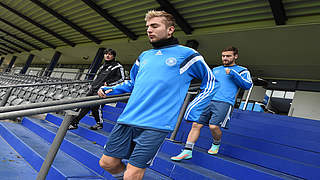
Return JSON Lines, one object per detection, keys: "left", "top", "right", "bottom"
{"left": 169, "top": 92, "right": 197, "bottom": 141}
{"left": 243, "top": 86, "right": 253, "bottom": 110}
{"left": 36, "top": 114, "right": 73, "bottom": 180}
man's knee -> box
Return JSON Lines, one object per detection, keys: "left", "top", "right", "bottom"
{"left": 99, "top": 155, "right": 121, "bottom": 172}
{"left": 209, "top": 124, "right": 221, "bottom": 132}
{"left": 191, "top": 122, "right": 203, "bottom": 130}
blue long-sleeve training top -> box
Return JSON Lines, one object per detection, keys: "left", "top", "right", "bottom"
{"left": 101, "top": 45, "right": 214, "bottom": 131}
{"left": 210, "top": 65, "right": 252, "bottom": 106}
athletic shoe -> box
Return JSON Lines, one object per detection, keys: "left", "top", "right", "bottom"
{"left": 90, "top": 123, "right": 103, "bottom": 130}
{"left": 170, "top": 149, "right": 192, "bottom": 161}
{"left": 208, "top": 144, "right": 220, "bottom": 155}
{"left": 68, "top": 124, "right": 78, "bottom": 130}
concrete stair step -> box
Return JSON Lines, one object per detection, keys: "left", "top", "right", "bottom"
{"left": 0, "top": 121, "right": 103, "bottom": 180}
{"left": 25, "top": 116, "right": 170, "bottom": 180}
{"left": 0, "top": 135, "right": 37, "bottom": 180}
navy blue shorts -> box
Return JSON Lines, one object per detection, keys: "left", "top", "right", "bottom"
{"left": 198, "top": 100, "right": 232, "bottom": 128}
{"left": 103, "top": 124, "right": 168, "bottom": 168}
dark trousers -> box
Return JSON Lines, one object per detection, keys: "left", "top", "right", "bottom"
{"left": 71, "top": 89, "right": 104, "bottom": 125}
{"left": 71, "top": 104, "right": 104, "bottom": 125}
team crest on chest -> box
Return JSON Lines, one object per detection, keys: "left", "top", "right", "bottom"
{"left": 165, "top": 57, "right": 177, "bottom": 66}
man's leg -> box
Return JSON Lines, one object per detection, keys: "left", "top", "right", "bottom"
{"left": 99, "top": 154, "right": 126, "bottom": 179}
{"left": 171, "top": 122, "right": 203, "bottom": 161}
{"left": 124, "top": 163, "right": 146, "bottom": 180}
{"left": 68, "top": 107, "right": 90, "bottom": 130}
{"left": 209, "top": 124, "right": 222, "bottom": 141}
{"left": 171, "top": 101, "right": 213, "bottom": 161}
{"left": 90, "top": 105, "right": 103, "bottom": 130}
{"left": 187, "top": 122, "right": 204, "bottom": 143}
{"left": 126, "top": 128, "right": 168, "bottom": 180}
{"left": 102, "top": 124, "right": 134, "bottom": 179}
{"left": 208, "top": 124, "right": 222, "bottom": 154}
{"left": 207, "top": 101, "right": 232, "bottom": 154}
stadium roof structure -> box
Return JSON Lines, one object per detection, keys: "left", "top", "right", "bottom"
{"left": 0, "top": 0, "right": 320, "bottom": 81}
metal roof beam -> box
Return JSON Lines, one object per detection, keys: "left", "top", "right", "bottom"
{"left": 0, "top": 43, "right": 21, "bottom": 53}
{"left": 81, "top": 0, "right": 138, "bottom": 40}
{"left": 30, "top": 0, "right": 101, "bottom": 44}
{"left": 0, "top": 37, "right": 30, "bottom": 52}
{"left": 0, "top": 46, "right": 13, "bottom": 54}
{"left": 0, "top": 28, "right": 41, "bottom": 50}
{"left": 0, "top": 2, "right": 75, "bottom": 46}
{"left": 156, "top": 0, "right": 193, "bottom": 34}
{"left": 268, "top": 0, "right": 287, "bottom": 25}
{"left": 0, "top": 51, "right": 8, "bottom": 55}
{"left": 0, "top": 18, "right": 55, "bottom": 49}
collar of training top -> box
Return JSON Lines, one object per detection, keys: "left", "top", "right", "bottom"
{"left": 151, "top": 36, "right": 179, "bottom": 49}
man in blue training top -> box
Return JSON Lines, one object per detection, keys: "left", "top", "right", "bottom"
{"left": 97, "top": 10, "right": 214, "bottom": 180}
{"left": 171, "top": 46, "right": 253, "bottom": 161}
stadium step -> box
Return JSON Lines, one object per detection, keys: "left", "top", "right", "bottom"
{"left": 46, "top": 112, "right": 302, "bottom": 179}
{"left": 50, "top": 99, "right": 320, "bottom": 180}
{"left": 152, "top": 152, "right": 233, "bottom": 180}
{"left": 0, "top": 121, "right": 103, "bottom": 180}
{"left": 23, "top": 116, "right": 171, "bottom": 180}
{"left": 224, "top": 113, "right": 320, "bottom": 179}
{"left": 233, "top": 109, "right": 320, "bottom": 127}
{"left": 161, "top": 140, "right": 300, "bottom": 180}
{"left": 0, "top": 135, "right": 37, "bottom": 180}
{"left": 177, "top": 120, "right": 319, "bottom": 179}
{"left": 102, "top": 104, "right": 124, "bottom": 114}
{"left": 46, "top": 113, "right": 112, "bottom": 146}
{"left": 229, "top": 117, "right": 320, "bottom": 152}
{"left": 22, "top": 117, "right": 109, "bottom": 178}
{"left": 46, "top": 113, "right": 231, "bottom": 179}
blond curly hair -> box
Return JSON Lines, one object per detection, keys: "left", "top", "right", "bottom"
{"left": 145, "top": 10, "right": 176, "bottom": 27}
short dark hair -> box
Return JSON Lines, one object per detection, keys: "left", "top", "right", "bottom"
{"left": 222, "top": 46, "right": 238, "bottom": 56}
{"left": 103, "top": 48, "right": 116, "bottom": 57}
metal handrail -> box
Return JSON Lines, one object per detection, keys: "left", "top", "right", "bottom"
{"left": 0, "top": 69, "right": 95, "bottom": 80}
{"left": 0, "top": 84, "right": 201, "bottom": 179}
{"left": 25, "top": 69, "right": 94, "bottom": 75}
{"left": 0, "top": 93, "right": 130, "bottom": 180}
{"left": 0, "top": 80, "right": 92, "bottom": 89}
{"left": 0, "top": 94, "right": 130, "bottom": 120}
{"left": 0, "top": 95, "right": 100, "bottom": 113}
{"left": 25, "top": 69, "right": 96, "bottom": 79}
{"left": 0, "top": 80, "right": 92, "bottom": 107}
{"left": 243, "top": 86, "right": 253, "bottom": 110}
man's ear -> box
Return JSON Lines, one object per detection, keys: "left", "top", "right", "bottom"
{"left": 234, "top": 54, "right": 239, "bottom": 60}
{"left": 168, "top": 26, "right": 175, "bottom": 36}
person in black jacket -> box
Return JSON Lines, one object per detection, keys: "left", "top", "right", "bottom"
{"left": 68, "top": 48, "right": 125, "bottom": 130}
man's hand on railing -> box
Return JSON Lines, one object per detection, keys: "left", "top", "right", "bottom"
{"left": 97, "top": 88, "right": 112, "bottom": 98}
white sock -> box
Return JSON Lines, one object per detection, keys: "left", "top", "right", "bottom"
{"left": 112, "top": 168, "right": 126, "bottom": 180}
{"left": 185, "top": 141, "right": 194, "bottom": 150}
